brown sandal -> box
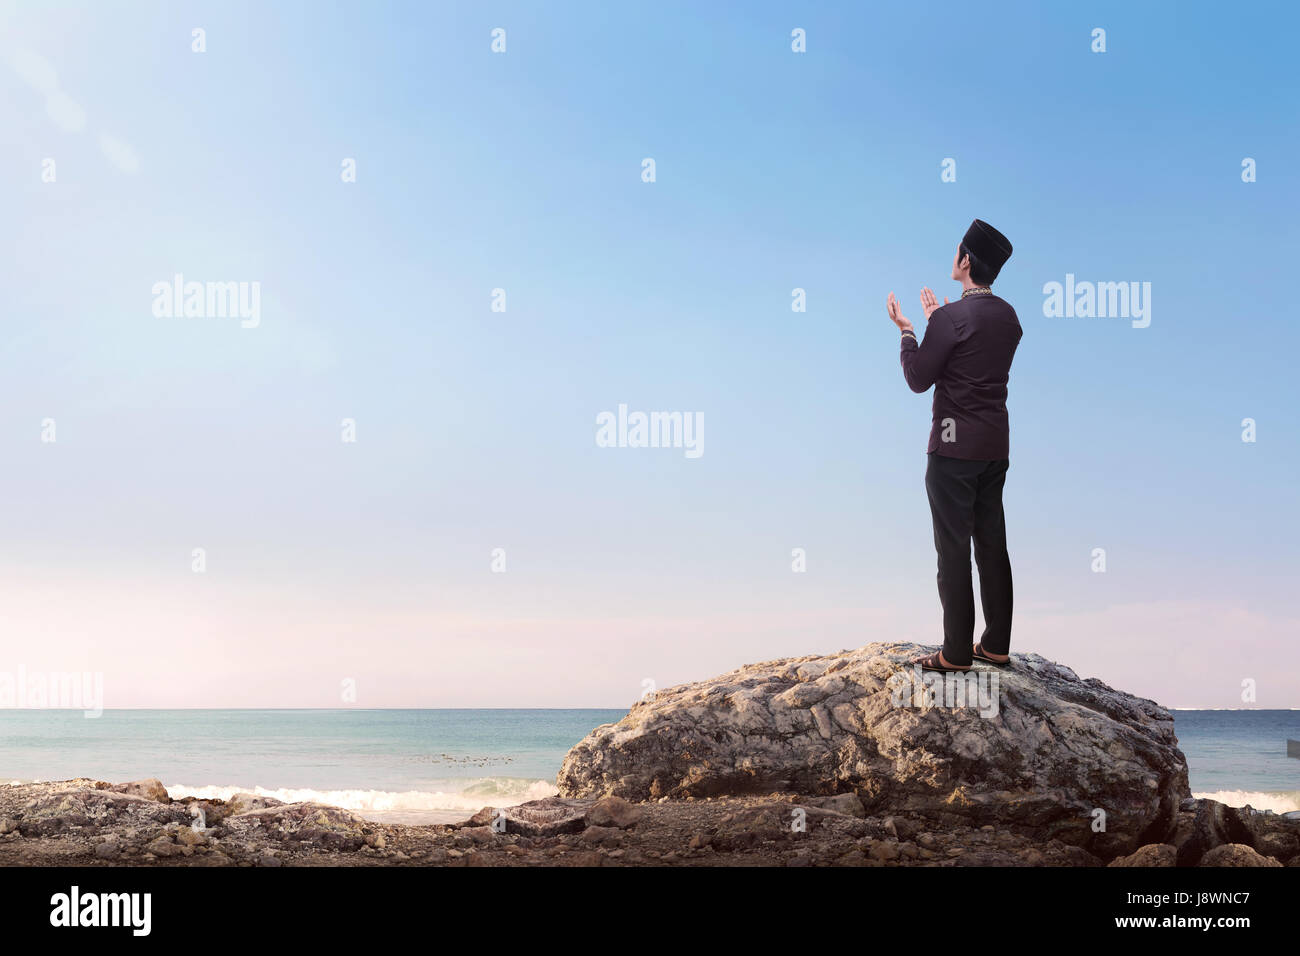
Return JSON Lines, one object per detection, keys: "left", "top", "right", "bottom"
{"left": 912, "top": 651, "right": 971, "bottom": 673}
{"left": 972, "top": 643, "right": 1011, "bottom": 667}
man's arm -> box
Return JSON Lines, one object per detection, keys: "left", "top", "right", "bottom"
{"left": 899, "top": 308, "right": 956, "bottom": 393}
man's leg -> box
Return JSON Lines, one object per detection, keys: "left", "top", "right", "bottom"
{"left": 924, "top": 453, "right": 980, "bottom": 667}
{"left": 972, "top": 459, "right": 1013, "bottom": 656}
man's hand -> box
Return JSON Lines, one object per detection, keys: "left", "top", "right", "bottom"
{"left": 920, "top": 287, "right": 949, "bottom": 320}
{"left": 886, "top": 292, "right": 913, "bottom": 333}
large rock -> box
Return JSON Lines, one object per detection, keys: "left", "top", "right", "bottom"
{"left": 18, "top": 789, "right": 190, "bottom": 837}
{"left": 188, "top": 792, "right": 286, "bottom": 826}
{"left": 225, "top": 803, "right": 369, "bottom": 851}
{"left": 1174, "top": 799, "right": 1257, "bottom": 866}
{"left": 460, "top": 797, "right": 592, "bottom": 837}
{"left": 107, "top": 779, "right": 170, "bottom": 803}
{"left": 557, "top": 642, "right": 1190, "bottom": 858}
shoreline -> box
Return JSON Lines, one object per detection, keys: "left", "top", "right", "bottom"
{"left": 9, "top": 776, "right": 1298, "bottom": 830}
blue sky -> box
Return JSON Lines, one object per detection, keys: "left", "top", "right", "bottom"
{"left": 1, "top": 0, "right": 1297, "bottom": 708}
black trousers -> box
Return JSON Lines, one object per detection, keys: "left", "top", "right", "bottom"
{"left": 924, "top": 452, "right": 1013, "bottom": 666}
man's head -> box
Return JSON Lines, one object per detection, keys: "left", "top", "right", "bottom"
{"left": 951, "top": 219, "right": 1013, "bottom": 286}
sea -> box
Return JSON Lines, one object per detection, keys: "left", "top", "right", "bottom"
{"left": 1, "top": 708, "right": 1296, "bottom": 824}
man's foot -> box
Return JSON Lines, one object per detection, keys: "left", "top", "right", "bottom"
{"left": 972, "top": 642, "right": 1011, "bottom": 667}
{"left": 912, "top": 650, "right": 971, "bottom": 673}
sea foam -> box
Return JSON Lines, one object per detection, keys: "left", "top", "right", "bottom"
{"left": 1192, "top": 790, "right": 1300, "bottom": 814}
{"left": 165, "top": 778, "right": 559, "bottom": 815}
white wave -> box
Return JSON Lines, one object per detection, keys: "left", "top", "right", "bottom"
{"left": 165, "top": 778, "right": 558, "bottom": 814}
{"left": 1192, "top": 790, "right": 1300, "bottom": 813}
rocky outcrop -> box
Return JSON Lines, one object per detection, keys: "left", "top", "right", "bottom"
{"left": 3, "top": 777, "right": 1294, "bottom": 868}
{"left": 224, "top": 803, "right": 369, "bottom": 851}
{"left": 557, "top": 642, "right": 1191, "bottom": 858}
{"left": 0, "top": 779, "right": 378, "bottom": 865}
{"left": 17, "top": 786, "right": 191, "bottom": 837}
{"left": 1173, "top": 799, "right": 1257, "bottom": 866}
{"left": 1169, "top": 797, "right": 1300, "bottom": 866}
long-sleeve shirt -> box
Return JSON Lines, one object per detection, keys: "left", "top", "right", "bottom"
{"left": 900, "top": 293, "right": 1022, "bottom": 460}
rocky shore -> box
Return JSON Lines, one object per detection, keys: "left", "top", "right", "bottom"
{"left": 0, "top": 778, "right": 1294, "bottom": 867}
{"left": 2, "top": 642, "right": 1296, "bottom": 867}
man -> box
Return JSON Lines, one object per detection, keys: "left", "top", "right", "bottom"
{"left": 885, "top": 219, "right": 1022, "bottom": 673}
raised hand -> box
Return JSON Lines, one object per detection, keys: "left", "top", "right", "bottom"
{"left": 886, "top": 292, "right": 913, "bottom": 333}
{"left": 920, "top": 287, "right": 949, "bottom": 320}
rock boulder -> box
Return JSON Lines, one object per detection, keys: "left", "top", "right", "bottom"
{"left": 557, "top": 642, "right": 1190, "bottom": 858}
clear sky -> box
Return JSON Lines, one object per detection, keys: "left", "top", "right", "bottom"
{"left": 1, "top": 0, "right": 1296, "bottom": 709}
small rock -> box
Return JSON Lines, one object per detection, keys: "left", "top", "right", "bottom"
{"left": 1108, "top": 843, "right": 1177, "bottom": 867}
{"left": 581, "top": 825, "right": 623, "bottom": 846}
{"left": 145, "top": 836, "right": 176, "bottom": 857}
{"left": 225, "top": 792, "right": 286, "bottom": 816}
{"left": 869, "top": 840, "right": 900, "bottom": 861}
{"left": 807, "top": 793, "right": 866, "bottom": 818}
{"left": 585, "top": 796, "right": 643, "bottom": 829}
{"left": 174, "top": 826, "right": 207, "bottom": 847}
{"left": 110, "top": 779, "right": 170, "bottom": 803}
{"left": 1198, "top": 844, "right": 1284, "bottom": 867}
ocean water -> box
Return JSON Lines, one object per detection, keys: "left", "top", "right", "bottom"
{"left": 0, "top": 708, "right": 1296, "bottom": 823}
{"left": 0, "top": 709, "right": 626, "bottom": 824}
{"left": 1170, "top": 710, "right": 1300, "bottom": 814}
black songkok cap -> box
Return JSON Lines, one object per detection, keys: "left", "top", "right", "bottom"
{"left": 962, "top": 219, "right": 1013, "bottom": 279}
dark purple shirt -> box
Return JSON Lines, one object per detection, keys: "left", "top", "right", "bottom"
{"left": 899, "top": 292, "right": 1022, "bottom": 460}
